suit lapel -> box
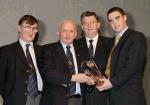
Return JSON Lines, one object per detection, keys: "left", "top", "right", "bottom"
{"left": 73, "top": 42, "right": 82, "bottom": 72}
{"left": 14, "top": 41, "right": 28, "bottom": 65}
{"left": 33, "top": 44, "right": 40, "bottom": 61}
{"left": 81, "top": 38, "right": 91, "bottom": 60}
{"left": 56, "top": 42, "right": 70, "bottom": 69}
{"left": 111, "top": 28, "right": 131, "bottom": 72}
{"left": 94, "top": 36, "right": 102, "bottom": 59}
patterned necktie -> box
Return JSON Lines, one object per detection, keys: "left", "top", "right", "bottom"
{"left": 26, "top": 44, "right": 38, "bottom": 99}
{"left": 89, "top": 39, "right": 94, "bottom": 59}
{"left": 105, "top": 35, "right": 121, "bottom": 78}
{"left": 66, "top": 45, "right": 76, "bottom": 96}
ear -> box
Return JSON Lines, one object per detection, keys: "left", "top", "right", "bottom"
{"left": 74, "top": 32, "right": 77, "bottom": 39}
{"left": 98, "top": 22, "right": 100, "bottom": 29}
{"left": 124, "top": 15, "right": 127, "bottom": 22}
{"left": 81, "top": 25, "right": 84, "bottom": 31}
{"left": 17, "top": 25, "right": 21, "bottom": 32}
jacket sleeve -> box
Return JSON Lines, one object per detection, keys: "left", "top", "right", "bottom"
{"left": 110, "top": 33, "right": 146, "bottom": 88}
{"left": 40, "top": 44, "right": 72, "bottom": 88}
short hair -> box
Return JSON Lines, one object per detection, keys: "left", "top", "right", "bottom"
{"left": 18, "top": 15, "right": 38, "bottom": 25}
{"left": 107, "top": 7, "right": 126, "bottom": 18}
{"left": 80, "top": 11, "right": 100, "bottom": 23}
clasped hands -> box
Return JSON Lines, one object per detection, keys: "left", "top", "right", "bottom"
{"left": 82, "top": 72, "right": 112, "bottom": 91}
{"left": 71, "top": 73, "right": 113, "bottom": 91}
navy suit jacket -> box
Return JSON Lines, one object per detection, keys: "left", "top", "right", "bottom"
{"left": 40, "top": 41, "right": 85, "bottom": 105}
{"left": 109, "top": 28, "right": 147, "bottom": 105}
{"left": 0, "top": 41, "right": 42, "bottom": 105}
{"left": 77, "top": 35, "right": 114, "bottom": 105}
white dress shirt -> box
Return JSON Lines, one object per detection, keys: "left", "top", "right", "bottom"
{"left": 86, "top": 34, "right": 99, "bottom": 56}
{"left": 19, "top": 39, "right": 43, "bottom": 91}
{"left": 61, "top": 42, "right": 81, "bottom": 95}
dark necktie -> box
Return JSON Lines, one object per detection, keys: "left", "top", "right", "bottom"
{"left": 66, "top": 45, "right": 76, "bottom": 96}
{"left": 26, "top": 44, "right": 38, "bottom": 99}
{"left": 89, "top": 39, "right": 94, "bottom": 59}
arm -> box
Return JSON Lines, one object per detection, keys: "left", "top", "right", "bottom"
{"left": 110, "top": 34, "right": 146, "bottom": 88}
{"left": 96, "top": 33, "right": 146, "bottom": 91}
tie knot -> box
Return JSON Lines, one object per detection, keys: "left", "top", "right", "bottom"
{"left": 66, "top": 45, "right": 71, "bottom": 50}
{"left": 115, "top": 35, "right": 121, "bottom": 46}
{"left": 26, "top": 44, "right": 31, "bottom": 48}
{"left": 89, "top": 39, "right": 93, "bottom": 44}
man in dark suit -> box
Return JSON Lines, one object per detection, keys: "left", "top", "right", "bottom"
{"left": 0, "top": 15, "right": 43, "bottom": 105}
{"left": 40, "top": 20, "right": 94, "bottom": 105}
{"left": 96, "top": 7, "right": 147, "bottom": 105}
{"left": 77, "top": 11, "right": 113, "bottom": 105}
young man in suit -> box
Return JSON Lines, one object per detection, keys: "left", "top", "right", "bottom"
{"left": 77, "top": 11, "right": 113, "bottom": 105}
{"left": 40, "top": 20, "right": 94, "bottom": 105}
{"left": 96, "top": 7, "right": 147, "bottom": 105}
{"left": 0, "top": 15, "right": 43, "bottom": 105}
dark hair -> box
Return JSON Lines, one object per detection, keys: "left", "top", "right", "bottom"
{"left": 80, "top": 11, "right": 100, "bottom": 23}
{"left": 107, "top": 7, "right": 126, "bottom": 18}
{"left": 18, "top": 15, "right": 38, "bottom": 25}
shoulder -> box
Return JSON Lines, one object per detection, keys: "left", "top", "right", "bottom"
{"left": 76, "top": 37, "right": 86, "bottom": 43}
{"left": 1, "top": 42, "right": 18, "bottom": 52}
{"left": 42, "top": 42, "right": 59, "bottom": 50}
{"left": 128, "top": 28, "right": 146, "bottom": 42}
{"left": 0, "top": 42, "right": 18, "bottom": 58}
{"left": 100, "top": 36, "right": 114, "bottom": 46}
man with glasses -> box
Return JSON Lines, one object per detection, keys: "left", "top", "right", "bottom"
{"left": 0, "top": 15, "right": 43, "bottom": 105}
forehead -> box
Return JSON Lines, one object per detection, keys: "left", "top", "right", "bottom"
{"left": 108, "top": 11, "right": 122, "bottom": 19}
{"left": 60, "top": 22, "right": 75, "bottom": 30}
{"left": 82, "top": 16, "right": 97, "bottom": 21}
{"left": 21, "top": 21, "right": 38, "bottom": 26}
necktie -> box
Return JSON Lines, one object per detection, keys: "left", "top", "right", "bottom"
{"left": 89, "top": 39, "right": 94, "bottom": 59}
{"left": 26, "top": 44, "right": 38, "bottom": 99}
{"left": 105, "top": 35, "right": 121, "bottom": 78}
{"left": 66, "top": 45, "right": 76, "bottom": 96}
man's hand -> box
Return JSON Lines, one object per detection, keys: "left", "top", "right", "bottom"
{"left": 71, "top": 73, "right": 95, "bottom": 85}
{"left": 96, "top": 78, "right": 113, "bottom": 91}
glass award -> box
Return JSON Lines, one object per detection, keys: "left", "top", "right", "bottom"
{"left": 81, "top": 60, "right": 104, "bottom": 86}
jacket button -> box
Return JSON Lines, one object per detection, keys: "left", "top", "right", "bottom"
{"left": 66, "top": 94, "right": 69, "bottom": 97}
{"left": 26, "top": 70, "right": 29, "bottom": 73}
{"left": 25, "top": 92, "right": 28, "bottom": 95}
{"left": 25, "top": 81, "right": 28, "bottom": 84}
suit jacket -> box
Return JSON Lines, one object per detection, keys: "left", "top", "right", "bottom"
{"left": 40, "top": 41, "right": 85, "bottom": 105}
{"left": 0, "top": 41, "right": 42, "bottom": 105}
{"left": 77, "top": 35, "right": 114, "bottom": 105}
{"left": 109, "top": 28, "right": 147, "bottom": 105}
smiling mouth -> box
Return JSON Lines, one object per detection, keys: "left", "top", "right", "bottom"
{"left": 88, "top": 29, "right": 93, "bottom": 31}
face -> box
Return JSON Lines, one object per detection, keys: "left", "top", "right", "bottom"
{"left": 18, "top": 21, "right": 38, "bottom": 43}
{"left": 58, "top": 21, "right": 77, "bottom": 45}
{"left": 81, "top": 16, "right": 100, "bottom": 38}
{"left": 107, "top": 11, "right": 127, "bottom": 33}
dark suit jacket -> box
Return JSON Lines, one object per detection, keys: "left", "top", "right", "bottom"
{"left": 77, "top": 35, "right": 114, "bottom": 105}
{"left": 109, "top": 28, "right": 147, "bottom": 105}
{"left": 40, "top": 41, "right": 85, "bottom": 105}
{"left": 0, "top": 41, "right": 42, "bottom": 105}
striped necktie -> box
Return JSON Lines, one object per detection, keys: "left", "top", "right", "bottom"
{"left": 89, "top": 39, "right": 94, "bottom": 59}
{"left": 66, "top": 45, "right": 76, "bottom": 96}
{"left": 26, "top": 44, "right": 38, "bottom": 99}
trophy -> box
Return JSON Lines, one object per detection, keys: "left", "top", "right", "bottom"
{"left": 81, "top": 60, "right": 104, "bottom": 86}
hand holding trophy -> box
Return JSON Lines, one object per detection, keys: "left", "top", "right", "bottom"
{"left": 81, "top": 60, "right": 104, "bottom": 86}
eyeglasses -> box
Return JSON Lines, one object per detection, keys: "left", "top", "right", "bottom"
{"left": 21, "top": 26, "right": 38, "bottom": 31}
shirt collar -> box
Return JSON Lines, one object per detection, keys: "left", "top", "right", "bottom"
{"left": 86, "top": 34, "right": 99, "bottom": 43}
{"left": 60, "top": 41, "right": 73, "bottom": 53}
{"left": 117, "top": 26, "right": 128, "bottom": 37}
{"left": 19, "top": 39, "right": 33, "bottom": 48}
